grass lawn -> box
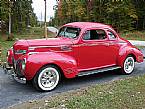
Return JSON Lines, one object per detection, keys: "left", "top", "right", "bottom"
{"left": 121, "top": 31, "right": 145, "bottom": 41}
{"left": 9, "top": 75, "right": 145, "bottom": 109}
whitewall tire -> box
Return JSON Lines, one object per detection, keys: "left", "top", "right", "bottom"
{"left": 121, "top": 56, "right": 135, "bottom": 74}
{"left": 33, "top": 65, "right": 61, "bottom": 91}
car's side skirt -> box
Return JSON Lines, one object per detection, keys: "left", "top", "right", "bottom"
{"left": 77, "top": 66, "right": 121, "bottom": 77}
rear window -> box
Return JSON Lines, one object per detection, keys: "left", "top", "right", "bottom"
{"left": 107, "top": 31, "right": 117, "bottom": 40}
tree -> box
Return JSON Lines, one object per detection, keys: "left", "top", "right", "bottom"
{"left": 132, "top": 0, "right": 145, "bottom": 30}
{"left": 105, "top": 0, "right": 137, "bottom": 31}
{"left": 53, "top": 0, "right": 145, "bottom": 31}
{"left": 0, "top": 0, "right": 37, "bottom": 34}
{"left": 0, "top": 0, "right": 9, "bottom": 33}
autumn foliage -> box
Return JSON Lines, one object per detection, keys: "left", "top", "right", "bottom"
{"left": 52, "top": 0, "right": 145, "bottom": 32}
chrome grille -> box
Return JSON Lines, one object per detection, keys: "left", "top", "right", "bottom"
{"left": 13, "top": 59, "right": 24, "bottom": 77}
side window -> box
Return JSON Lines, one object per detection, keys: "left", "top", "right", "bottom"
{"left": 83, "top": 31, "right": 90, "bottom": 40}
{"left": 108, "top": 31, "right": 116, "bottom": 40}
{"left": 96, "top": 30, "right": 107, "bottom": 40}
{"left": 83, "top": 29, "right": 107, "bottom": 40}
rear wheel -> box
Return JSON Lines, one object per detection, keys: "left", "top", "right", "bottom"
{"left": 33, "top": 65, "right": 61, "bottom": 91}
{"left": 121, "top": 56, "right": 135, "bottom": 74}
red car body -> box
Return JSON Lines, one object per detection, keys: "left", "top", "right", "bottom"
{"left": 7, "top": 22, "right": 143, "bottom": 91}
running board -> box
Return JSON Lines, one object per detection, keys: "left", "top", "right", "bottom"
{"left": 77, "top": 66, "right": 121, "bottom": 77}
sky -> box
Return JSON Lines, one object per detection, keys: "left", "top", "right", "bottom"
{"left": 32, "top": 0, "right": 57, "bottom": 22}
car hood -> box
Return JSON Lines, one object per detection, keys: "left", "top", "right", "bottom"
{"left": 13, "top": 37, "right": 74, "bottom": 51}
{"left": 26, "top": 37, "right": 73, "bottom": 47}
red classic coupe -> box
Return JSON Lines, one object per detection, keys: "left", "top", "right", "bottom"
{"left": 5, "top": 22, "right": 143, "bottom": 91}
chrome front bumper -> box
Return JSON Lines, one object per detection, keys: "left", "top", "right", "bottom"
{"left": 3, "top": 62, "right": 26, "bottom": 84}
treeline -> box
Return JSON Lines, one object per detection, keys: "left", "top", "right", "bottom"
{"left": 0, "top": 0, "right": 37, "bottom": 33}
{"left": 51, "top": 0, "right": 145, "bottom": 32}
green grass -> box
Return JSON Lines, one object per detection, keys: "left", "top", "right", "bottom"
{"left": 121, "top": 31, "right": 145, "bottom": 41}
{"left": 0, "top": 41, "right": 14, "bottom": 62}
{"left": 11, "top": 75, "right": 145, "bottom": 109}
{"left": 136, "top": 46, "right": 145, "bottom": 49}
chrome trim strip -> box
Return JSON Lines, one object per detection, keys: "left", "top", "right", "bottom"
{"left": 14, "top": 50, "right": 26, "bottom": 55}
{"left": 28, "top": 52, "right": 39, "bottom": 55}
{"left": 28, "top": 45, "right": 60, "bottom": 50}
{"left": 78, "top": 66, "right": 121, "bottom": 77}
{"left": 14, "top": 53, "right": 26, "bottom": 55}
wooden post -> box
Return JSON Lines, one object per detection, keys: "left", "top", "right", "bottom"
{"left": 44, "top": 0, "right": 47, "bottom": 38}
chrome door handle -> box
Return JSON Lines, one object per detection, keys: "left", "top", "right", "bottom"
{"left": 61, "top": 45, "right": 72, "bottom": 51}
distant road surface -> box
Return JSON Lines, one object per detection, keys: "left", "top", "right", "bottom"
{"left": 129, "top": 40, "right": 145, "bottom": 47}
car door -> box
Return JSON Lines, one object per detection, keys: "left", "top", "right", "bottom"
{"left": 105, "top": 29, "right": 120, "bottom": 63}
{"left": 77, "top": 29, "right": 116, "bottom": 71}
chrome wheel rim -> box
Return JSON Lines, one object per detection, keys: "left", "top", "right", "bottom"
{"left": 38, "top": 67, "right": 59, "bottom": 91}
{"left": 124, "top": 57, "right": 135, "bottom": 74}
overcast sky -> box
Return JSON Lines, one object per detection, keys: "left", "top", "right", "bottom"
{"left": 32, "top": 0, "right": 57, "bottom": 22}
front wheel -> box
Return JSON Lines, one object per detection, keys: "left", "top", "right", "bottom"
{"left": 121, "top": 56, "right": 135, "bottom": 74}
{"left": 33, "top": 65, "right": 61, "bottom": 91}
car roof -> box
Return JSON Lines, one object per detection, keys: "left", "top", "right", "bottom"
{"left": 64, "top": 22, "right": 112, "bottom": 29}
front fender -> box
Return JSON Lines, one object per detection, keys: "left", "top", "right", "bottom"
{"left": 24, "top": 52, "right": 78, "bottom": 80}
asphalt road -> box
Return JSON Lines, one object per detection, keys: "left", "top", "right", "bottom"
{"left": 0, "top": 49, "right": 145, "bottom": 109}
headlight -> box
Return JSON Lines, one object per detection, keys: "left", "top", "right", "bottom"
{"left": 7, "top": 47, "right": 13, "bottom": 56}
{"left": 6, "top": 51, "right": 10, "bottom": 60}
{"left": 21, "top": 58, "right": 26, "bottom": 70}
{"left": 15, "top": 50, "right": 26, "bottom": 54}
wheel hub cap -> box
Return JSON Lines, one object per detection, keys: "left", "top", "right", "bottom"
{"left": 39, "top": 68, "right": 59, "bottom": 89}
{"left": 124, "top": 57, "right": 134, "bottom": 74}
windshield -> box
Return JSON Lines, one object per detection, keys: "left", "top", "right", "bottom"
{"left": 57, "top": 26, "right": 81, "bottom": 39}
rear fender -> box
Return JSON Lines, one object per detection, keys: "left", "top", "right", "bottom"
{"left": 24, "top": 52, "right": 78, "bottom": 80}
{"left": 117, "top": 46, "right": 136, "bottom": 67}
